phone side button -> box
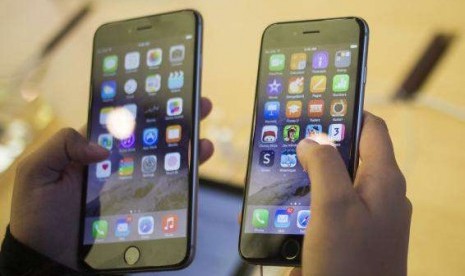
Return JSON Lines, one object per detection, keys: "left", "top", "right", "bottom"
{"left": 124, "top": 246, "right": 140, "bottom": 265}
{"left": 281, "top": 239, "right": 300, "bottom": 260}
{"left": 362, "top": 66, "right": 367, "bottom": 84}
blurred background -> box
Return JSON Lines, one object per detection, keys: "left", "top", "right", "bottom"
{"left": 0, "top": 0, "right": 464, "bottom": 275}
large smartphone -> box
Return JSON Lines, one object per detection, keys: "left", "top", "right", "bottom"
{"left": 239, "top": 17, "right": 369, "bottom": 266}
{"left": 79, "top": 10, "right": 202, "bottom": 272}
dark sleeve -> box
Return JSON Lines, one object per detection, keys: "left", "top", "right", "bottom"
{"left": 0, "top": 226, "right": 81, "bottom": 276}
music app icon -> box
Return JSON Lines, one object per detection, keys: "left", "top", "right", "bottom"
{"left": 162, "top": 214, "right": 178, "bottom": 234}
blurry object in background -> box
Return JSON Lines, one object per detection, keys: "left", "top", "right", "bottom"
{"left": 0, "top": 120, "right": 31, "bottom": 173}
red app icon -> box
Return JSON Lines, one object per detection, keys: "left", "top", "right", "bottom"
{"left": 308, "top": 100, "right": 325, "bottom": 117}
{"left": 162, "top": 214, "right": 178, "bottom": 234}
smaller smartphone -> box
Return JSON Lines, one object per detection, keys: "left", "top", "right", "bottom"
{"left": 239, "top": 17, "right": 369, "bottom": 266}
{"left": 79, "top": 10, "right": 202, "bottom": 272}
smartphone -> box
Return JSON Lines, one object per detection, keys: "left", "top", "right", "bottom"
{"left": 239, "top": 17, "right": 369, "bottom": 266}
{"left": 79, "top": 10, "right": 202, "bottom": 272}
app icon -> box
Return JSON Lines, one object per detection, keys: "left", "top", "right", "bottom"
{"left": 125, "top": 51, "right": 140, "bottom": 70}
{"left": 143, "top": 103, "right": 161, "bottom": 120}
{"left": 92, "top": 220, "right": 108, "bottom": 239}
{"left": 308, "top": 100, "right": 324, "bottom": 117}
{"left": 138, "top": 216, "right": 154, "bottom": 235}
{"left": 264, "top": 101, "right": 280, "bottom": 120}
{"left": 147, "top": 48, "right": 162, "bottom": 67}
{"left": 335, "top": 50, "right": 351, "bottom": 68}
{"left": 261, "top": 125, "right": 278, "bottom": 143}
{"left": 170, "top": 44, "right": 185, "bottom": 63}
{"left": 146, "top": 74, "right": 161, "bottom": 93}
{"left": 330, "top": 99, "right": 348, "bottom": 117}
{"left": 288, "top": 76, "right": 304, "bottom": 94}
{"left": 143, "top": 128, "right": 158, "bottom": 147}
{"left": 310, "top": 75, "right": 327, "bottom": 93}
{"left": 305, "top": 124, "right": 323, "bottom": 137}
{"left": 141, "top": 155, "right": 157, "bottom": 174}
{"left": 98, "top": 134, "right": 113, "bottom": 150}
{"left": 252, "top": 209, "right": 269, "bottom": 228}
{"left": 166, "top": 125, "right": 182, "bottom": 143}
{"left": 297, "top": 210, "right": 311, "bottom": 229}
{"left": 267, "top": 76, "right": 283, "bottom": 96}
{"left": 328, "top": 124, "right": 345, "bottom": 142}
{"left": 269, "top": 54, "right": 285, "bottom": 71}
{"left": 290, "top": 52, "right": 307, "bottom": 70}
{"left": 124, "top": 79, "right": 137, "bottom": 95}
{"left": 274, "top": 209, "right": 291, "bottom": 228}
{"left": 101, "top": 80, "right": 116, "bottom": 100}
{"left": 103, "top": 55, "right": 118, "bottom": 74}
{"left": 99, "top": 107, "right": 113, "bottom": 125}
{"left": 115, "top": 218, "right": 131, "bottom": 238}
{"left": 162, "top": 215, "right": 178, "bottom": 234}
{"left": 312, "top": 51, "right": 329, "bottom": 69}
{"left": 167, "top": 97, "right": 183, "bottom": 116}
{"left": 119, "top": 157, "right": 134, "bottom": 176}
{"left": 123, "top": 104, "right": 137, "bottom": 119}
{"left": 283, "top": 125, "right": 300, "bottom": 143}
{"left": 286, "top": 101, "right": 302, "bottom": 118}
{"left": 259, "top": 150, "right": 275, "bottom": 167}
{"left": 96, "top": 160, "right": 111, "bottom": 178}
{"left": 168, "top": 71, "right": 184, "bottom": 90}
{"left": 280, "top": 150, "right": 297, "bottom": 168}
{"left": 119, "top": 133, "right": 135, "bottom": 149}
{"left": 333, "top": 74, "right": 350, "bottom": 92}
{"left": 164, "top": 152, "right": 181, "bottom": 171}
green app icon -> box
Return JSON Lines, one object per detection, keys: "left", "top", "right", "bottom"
{"left": 103, "top": 55, "right": 118, "bottom": 74}
{"left": 92, "top": 220, "right": 108, "bottom": 239}
{"left": 332, "top": 74, "right": 350, "bottom": 92}
{"left": 269, "top": 54, "right": 285, "bottom": 71}
{"left": 283, "top": 125, "right": 300, "bottom": 143}
{"left": 252, "top": 209, "right": 269, "bottom": 228}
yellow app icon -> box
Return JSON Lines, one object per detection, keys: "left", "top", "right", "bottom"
{"left": 99, "top": 107, "right": 114, "bottom": 125}
{"left": 166, "top": 125, "right": 182, "bottom": 143}
{"left": 290, "top": 53, "right": 307, "bottom": 70}
{"left": 310, "top": 75, "right": 327, "bottom": 93}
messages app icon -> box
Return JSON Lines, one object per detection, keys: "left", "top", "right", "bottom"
{"left": 252, "top": 209, "right": 269, "bottom": 228}
{"left": 103, "top": 55, "right": 118, "bottom": 74}
{"left": 269, "top": 54, "right": 285, "bottom": 71}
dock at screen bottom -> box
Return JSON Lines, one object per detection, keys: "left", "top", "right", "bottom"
{"left": 245, "top": 205, "right": 310, "bottom": 235}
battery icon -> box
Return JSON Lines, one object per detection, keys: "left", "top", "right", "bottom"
{"left": 350, "top": 44, "right": 358, "bottom": 49}
{"left": 186, "top": 34, "right": 193, "bottom": 40}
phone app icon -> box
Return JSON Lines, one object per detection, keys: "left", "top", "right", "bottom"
{"left": 333, "top": 74, "right": 350, "bottom": 92}
{"left": 147, "top": 48, "right": 162, "bottom": 67}
{"left": 125, "top": 51, "right": 140, "bottom": 70}
{"left": 164, "top": 152, "right": 181, "bottom": 171}
{"left": 330, "top": 99, "right": 348, "bottom": 117}
{"left": 124, "top": 79, "right": 137, "bottom": 95}
{"left": 166, "top": 125, "right": 182, "bottom": 143}
{"left": 335, "top": 50, "right": 351, "bottom": 68}
{"left": 283, "top": 125, "right": 300, "bottom": 143}
{"left": 101, "top": 80, "right": 116, "bottom": 100}
{"left": 103, "top": 55, "right": 118, "bottom": 74}
{"left": 328, "top": 124, "right": 345, "bottom": 142}
{"left": 259, "top": 150, "right": 275, "bottom": 167}
{"left": 170, "top": 44, "right": 185, "bottom": 63}
{"left": 119, "top": 133, "right": 135, "bottom": 149}
{"left": 274, "top": 209, "right": 292, "bottom": 228}
{"left": 312, "top": 51, "right": 329, "bottom": 69}
{"left": 288, "top": 76, "right": 304, "bottom": 94}
{"left": 264, "top": 101, "right": 280, "bottom": 120}
{"left": 92, "top": 220, "right": 108, "bottom": 239}
{"left": 99, "top": 107, "right": 113, "bottom": 125}
{"left": 297, "top": 210, "right": 311, "bottom": 229}
{"left": 286, "top": 101, "right": 302, "bottom": 118}
{"left": 310, "top": 75, "right": 327, "bottom": 93}
{"left": 308, "top": 100, "right": 325, "bottom": 117}
{"left": 290, "top": 52, "right": 307, "bottom": 70}
{"left": 261, "top": 125, "right": 278, "bottom": 143}
{"left": 138, "top": 216, "right": 154, "bottom": 235}
{"left": 146, "top": 74, "right": 161, "bottom": 93}
{"left": 162, "top": 214, "right": 178, "bottom": 234}
{"left": 252, "top": 209, "right": 269, "bottom": 228}
{"left": 98, "top": 134, "right": 113, "bottom": 150}
{"left": 167, "top": 97, "right": 183, "bottom": 116}
{"left": 143, "top": 128, "right": 158, "bottom": 147}
{"left": 168, "top": 71, "right": 184, "bottom": 90}
{"left": 119, "top": 157, "right": 134, "bottom": 176}
{"left": 141, "top": 155, "right": 157, "bottom": 174}
{"left": 280, "top": 150, "right": 297, "bottom": 168}
{"left": 96, "top": 160, "right": 111, "bottom": 178}
{"left": 305, "top": 124, "right": 323, "bottom": 137}
{"left": 267, "top": 76, "right": 283, "bottom": 96}
{"left": 269, "top": 54, "right": 285, "bottom": 71}
{"left": 115, "top": 217, "right": 131, "bottom": 238}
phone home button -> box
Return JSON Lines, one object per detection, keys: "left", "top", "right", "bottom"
{"left": 281, "top": 239, "right": 300, "bottom": 260}
{"left": 124, "top": 246, "right": 140, "bottom": 265}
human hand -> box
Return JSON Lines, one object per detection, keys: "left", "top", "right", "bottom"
{"left": 293, "top": 112, "right": 412, "bottom": 276}
{"left": 9, "top": 97, "right": 214, "bottom": 270}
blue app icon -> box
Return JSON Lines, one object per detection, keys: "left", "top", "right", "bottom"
{"left": 274, "top": 209, "right": 291, "bottom": 228}
{"left": 264, "top": 101, "right": 280, "bottom": 120}
{"left": 305, "top": 124, "right": 323, "bottom": 137}
{"left": 138, "top": 216, "right": 154, "bottom": 235}
{"left": 297, "top": 210, "right": 311, "bottom": 229}
{"left": 101, "top": 80, "right": 116, "bottom": 100}
{"left": 143, "top": 128, "right": 158, "bottom": 147}
{"left": 114, "top": 218, "right": 130, "bottom": 238}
